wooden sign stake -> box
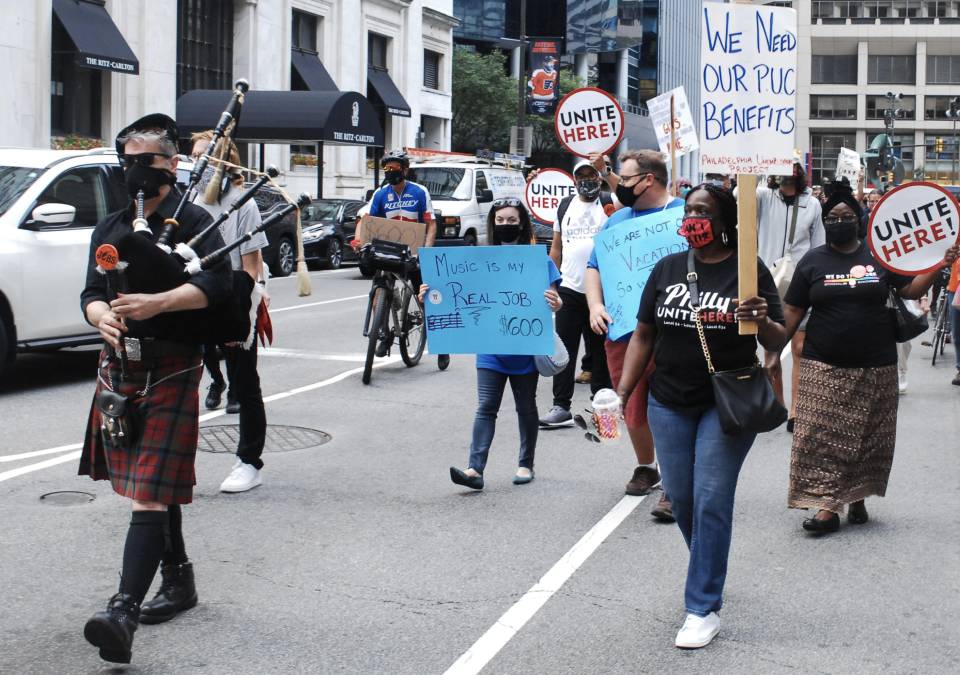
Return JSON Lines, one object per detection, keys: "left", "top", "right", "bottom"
{"left": 737, "top": 175, "right": 758, "bottom": 335}
{"left": 669, "top": 94, "right": 677, "bottom": 197}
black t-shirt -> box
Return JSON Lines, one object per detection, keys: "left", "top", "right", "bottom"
{"left": 783, "top": 241, "right": 913, "bottom": 368}
{"left": 637, "top": 251, "right": 785, "bottom": 407}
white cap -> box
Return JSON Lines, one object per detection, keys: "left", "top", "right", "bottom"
{"left": 573, "top": 159, "right": 596, "bottom": 176}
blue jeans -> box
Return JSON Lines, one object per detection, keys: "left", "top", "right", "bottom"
{"left": 647, "top": 394, "right": 756, "bottom": 617}
{"left": 950, "top": 292, "right": 960, "bottom": 370}
{"left": 469, "top": 369, "right": 540, "bottom": 474}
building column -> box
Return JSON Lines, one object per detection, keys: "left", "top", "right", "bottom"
{"left": 916, "top": 41, "right": 927, "bottom": 86}
{"left": 574, "top": 53, "right": 588, "bottom": 84}
{"left": 616, "top": 49, "right": 630, "bottom": 102}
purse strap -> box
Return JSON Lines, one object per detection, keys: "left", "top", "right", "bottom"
{"left": 686, "top": 249, "right": 715, "bottom": 374}
{"left": 787, "top": 198, "right": 800, "bottom": 246}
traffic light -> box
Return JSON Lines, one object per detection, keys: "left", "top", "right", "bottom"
{"left": 887, "top": 171, "right": 894, "bottom": 183}
{"left": 935, "top": 137, "right": 944, "bottom": 153}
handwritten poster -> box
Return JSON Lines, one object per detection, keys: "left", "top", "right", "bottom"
{"left": 554, "top": 88, "right": 625, "bottom": 158}
{"left": 648, "top": 86, "right": 699, "bottom": 158}
{"left": 868, "top": 182, "right": 960, "bottom": 275}
{"left": 419, "top": 246, "right": 554, "bottom": 355}
{"left": 593, "top": 205, "right": 688, "bottom": 341}
{"left": 836, "top": 148, "right": 861, "bottom": 190}
{"left": 698, "top": 2, "right": 798, "bottom": 175}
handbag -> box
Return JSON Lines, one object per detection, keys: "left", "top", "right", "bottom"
{"left": 686, "top": 250, "right": 787, "bottom": 436}
{"left": 97, "top": 389, "right": 141, "bottom": 449}
{"left": 534, "top": 330, "right": 570, "bottom": 377}
{"left": 769, "top": 199, "right": 800, "bottom": 300}
{"left": 888, "top": 289, "right": 928, "bottom": 343}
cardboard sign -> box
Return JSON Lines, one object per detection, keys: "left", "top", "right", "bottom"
{"left": 868, "top": 182, "right": 960, "bottom": 275}
{"left": 698, "top": 3, "right": 798, "bottom": 175}
{"left": 525, "top": 168, "right": 576, "bottom": 224}
{"left": 648, "top": 87, "right": 700, "bottom": 158}
{"left": 419, "top": 246, "right": 554, "bottom": 355}
{"left": 554, "top": 88, "right": 625, "bottom": 158}
{"left": 593, "top": 205, "right": 688, "bottom": 341}
{"left": 836, "top": 148, "right": 860, "bottom": 190}
{"left": 356, "top": 215, "right": 427, "bottom": 254}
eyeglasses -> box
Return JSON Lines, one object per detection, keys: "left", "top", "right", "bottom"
{"left": 491, "top": 198, "right": 523, "bottom": 208}
{"left": 824, "top": 215, "right": 859, "bottom": 225}
{"left": 118, "top": 152, "right": 171, "bottom": 168}
{"left": 619, "top": 172, "right": 650, "bottom": 186}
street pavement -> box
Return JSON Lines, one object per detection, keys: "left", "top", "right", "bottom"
{"left": 1, "top": 265, "right": 958, "bottom": 675}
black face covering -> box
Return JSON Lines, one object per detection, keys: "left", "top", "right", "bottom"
{"left": 495, "top": 225, "right": 521, "bottom": 243}
{"left": 576, "top": 179, "right": 602, "bottom": 201}
{"left": 824, "top": 221, "right": 858, "bottom": 245}
{"left": 615, "top": 181, "right": 648, "bottom": 209}
{"left": 125, "top": 163, "right": 176, "bottom": 200}
{"left": 385, "top": 169, "right": 405, "bottom": 186}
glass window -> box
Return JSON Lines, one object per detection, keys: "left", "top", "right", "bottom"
{"left": 810, "top": 95, "right": 858, "bottom": 119}
{"left": 177, "top": 0, "right": 234, "bottom": 99}
{"left": 34, "top": 167, "right": 110, "bottom": 229}
{"left": 292, "top": 10, "right": 318, "bottom": 53}
{"left": 475, "top": 170, "right": 488, "bottom": 197}
{"left": 810, "top": 133, "right": 857, "bottom": 185}
{"left": 812, "top": 2, "right": 835, "bottom": 18}
{"left": 868, "top": 55, "right": 917, "bottom": 83}
{"left": 924, "top": 95, "right": 959, "bottom": 119}
{"left": 343, "top": 202, "right": 361, "bottom": 221}
{"left": 424, "top": 50, "right": 441, "bottom": 90}
{"left": 0, "top": 167, "right": 46, "bottom": 217}
{"left": 301, "top": 201, "right": 341, "bottom": 221}
{"left": 405, "top": 167, "right": 472, "bottom": 201}
{"left": 866, "top": 95, "right": 916, "bottom": 119}
{"left": 811, "top": 55, "right": 858, "bottom": 84}
{"left": 453, "top": 0, "right": 508, "bottom": 43}
{"left": 369, "top": 33, "right": 388, "bottom": 71}
{"left": 926, "top": 55, "right": 960, "bottom": 84}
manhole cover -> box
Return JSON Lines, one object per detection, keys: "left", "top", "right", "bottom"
{"left": 198, "top": 425, "right": 331, "bottom": 453}
{"left": 41, "top": 491, "right": 96, "bottom": 506}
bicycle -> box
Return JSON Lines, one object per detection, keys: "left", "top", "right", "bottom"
{"left": 925, "top": 266, "right": 952, "bottom": 366}
{"left": 359, "top": 239, "right": 426, "bottom": 384}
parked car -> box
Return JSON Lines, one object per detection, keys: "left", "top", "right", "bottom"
{"left": 246, "top": 182, "right": 301, "bottom": 277}
{"left": 300, "top": 198, "right": 365, "bottom": 269}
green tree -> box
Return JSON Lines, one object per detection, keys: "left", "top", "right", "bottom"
{"left": 451, "top": 48, "right": 516, "bottom": 152}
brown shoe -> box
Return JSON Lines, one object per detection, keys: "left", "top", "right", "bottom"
{"left": 575, "top": 371, "right": 592, "bottom": 384}
{"left": 650, "top": 492, "right": 675, "bottom": 522}
{"left": 625, "top": 466, "right": 660, "bottom": 496}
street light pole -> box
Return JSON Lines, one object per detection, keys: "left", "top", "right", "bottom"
{"left": 947, "top": 97, "right": 959, "bottom": 186}
{"left": 517, "top": 0, "right": 526, "bottom": 157}
{"left": 882, "top": 92, "right": 903, "bottom": 189}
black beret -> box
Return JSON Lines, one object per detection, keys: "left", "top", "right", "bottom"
{"left": 115, "top": 113, "right": 180, "bottom": 153}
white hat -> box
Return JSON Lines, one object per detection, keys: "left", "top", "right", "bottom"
{"left": 573, "top": 159, "right": 596, "bottom": 176}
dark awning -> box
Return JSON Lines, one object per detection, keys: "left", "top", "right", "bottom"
{"left": 367, "top": 67, "right": 411, "bottom": 117}
{"left": 291, "top": 50, "right": 338, "bottom": 92}
{"left": 52, "top": 0, "right": 139, "bottom": 74}
{"left": 176, "top": 90, "right": 384, "bottom": 146}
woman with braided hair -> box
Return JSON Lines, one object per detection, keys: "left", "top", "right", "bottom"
{"left": 617, "top": 183, "right": 787, "bottom": 649}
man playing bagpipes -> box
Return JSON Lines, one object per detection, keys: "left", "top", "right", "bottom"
{"left": 78, "top": 113, "right": 232, "bottom": 663}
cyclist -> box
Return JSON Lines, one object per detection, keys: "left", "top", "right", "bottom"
{"left": 363, "top": 149, "right": 447, "bottom": 369}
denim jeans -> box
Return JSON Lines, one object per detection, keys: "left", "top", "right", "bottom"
{"left": 950, "top": 292, "right": 960, "bottom": 370}
{"left": 647, "top": 394, "right": 756, "bottom": 617}
{"left": 469, "top": 369, "right": 540, "bottom": 474}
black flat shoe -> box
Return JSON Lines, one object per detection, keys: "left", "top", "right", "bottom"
{"left": 450, "top": 467, "right": 483, "bottom": 490}
{"left": 802, "top": 512, "right": 840, "bottom": 533}
{"left": 786, "top": 417, "right": 795, "bottom": 433}
{"left": 848, "top": 511, "right": 869, "bottom": 525}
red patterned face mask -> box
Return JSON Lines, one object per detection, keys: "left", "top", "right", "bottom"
{"left": 678, "top": 217, "right": 717, "bottom": 248}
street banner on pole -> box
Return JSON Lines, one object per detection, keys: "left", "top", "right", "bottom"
{"left": 836, "top": 147, "right": 861, "bottom": 190}
{"left": 554, "top": 88, "right": 625, "bottom": 158}
{"left": 698, "top": 2, "right": 798, "bottom": 176}
{"left": 525, "top": 168, "right": 576, "bottom": 224}
{"left": 867, "top": 182, "right": 960, "bottom": 274}
{"left": 649, "top": 86, "right": 699, "bottom": 158}
{"left": 593, "top": 204, "right": 687, "bottom": 341}
{"left": 527, "top": 39, "right": 562, "bottom": 116}
{"left": 420, "top": 246, "right": 554, "bottom": 355}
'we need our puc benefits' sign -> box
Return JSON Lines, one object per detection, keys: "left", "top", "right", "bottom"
{"left": 698, "top": 3, "right": 797, "bottom": 176}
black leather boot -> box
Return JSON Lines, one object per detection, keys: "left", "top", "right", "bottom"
{"left": 84, "top": 593, "right": 140, "bottom": 664}
{"left": 140, "top": 562, "right": 198, "bottom": 625}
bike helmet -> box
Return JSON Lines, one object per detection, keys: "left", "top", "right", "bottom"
{"left": 380, "top": 149, "right": 410, "bottom": 170}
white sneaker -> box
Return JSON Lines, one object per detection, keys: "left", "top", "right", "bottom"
{"left": 220, "top": 461, "right": 262, "bottom": 493}
{"left": 675, "top": 612, "right": 720, "bottom": 649}
{"left": 898, "top": 370, "right": 907, "bottom": 394}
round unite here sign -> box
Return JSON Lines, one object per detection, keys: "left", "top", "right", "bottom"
{"left": 554, "top": 88, "right": 625, "bottom": 159}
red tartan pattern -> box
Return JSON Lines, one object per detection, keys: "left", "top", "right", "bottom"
{"left": 80, "top": 349, "right": 202, "bottom": 504}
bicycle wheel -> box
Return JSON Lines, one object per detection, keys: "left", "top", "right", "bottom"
{"left": 398, "top": 283, "right": 426, "bottom": 367}
{"left": 363, "top": 288, "right": 389, "bottom": 384}
{"left": 932, "top": 309, "right": 947, "bottom": 366}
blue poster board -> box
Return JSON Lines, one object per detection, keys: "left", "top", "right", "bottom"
{"left": 593, "top": 205, "right": 688, "bottom": 341}
{"left": 419, "top": 246, "right": 554, "bottom": 355}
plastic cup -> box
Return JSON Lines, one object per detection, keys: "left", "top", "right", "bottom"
{"left": 591, "top": 388, "right": 623, "bottom": 444}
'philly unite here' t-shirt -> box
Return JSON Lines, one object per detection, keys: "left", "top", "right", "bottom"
{"left": 784, "top": 241, "right": 913, "bottom": 368}
{"left": 637, "top": 251, "right": 784, "bottom": 407}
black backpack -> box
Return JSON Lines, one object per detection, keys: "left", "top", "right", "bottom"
{"left": 555, "top": 192, "right": 613, "bottom": 231}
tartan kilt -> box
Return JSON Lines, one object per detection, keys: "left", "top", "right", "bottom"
{"left": 80, "top": 348, "right": 203, "bottom": 505}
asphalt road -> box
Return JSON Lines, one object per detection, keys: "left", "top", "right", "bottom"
{"left": 1, "top": 265, "right": 958, "bottom": 675}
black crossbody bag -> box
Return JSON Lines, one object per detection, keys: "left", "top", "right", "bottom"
{"left": 685, "top": 250, "right": 787, "bottom": 436}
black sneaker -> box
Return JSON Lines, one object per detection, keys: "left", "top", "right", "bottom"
{"left": 438, "top": 354, "right": 450, "bottom": 370}
{"left": 225, "top": 398, "right": 240, "bottom": 415}
{"left": 84, "top": 593, "right": 140, "bottom": 664}
{"left": 205, "top": 381, "right": 225, "bottom": 410}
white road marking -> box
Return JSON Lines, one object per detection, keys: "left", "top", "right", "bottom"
{"left": 270, "top": 294, "right": 367, "bottom": 313}
{"left": 269, "top": 267, "right": 359, "bottom": 279}
{"left": 1, "top": 443, "right": 83, "bottom": 462}
{"left": 443, "top": 495, "right": 647, "bottom": 675}
{"left": 0, "top": 451, "right": 83, "bottom": 484}
{"left": 260, "top": 348, "right": 379, "bottom": 363}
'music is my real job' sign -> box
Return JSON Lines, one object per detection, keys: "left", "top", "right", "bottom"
{"left": 698, "top": 2, "right": 797, "bottom": 176}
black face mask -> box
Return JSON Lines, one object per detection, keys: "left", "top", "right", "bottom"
{"left": 125, "top": 163, "right": 176, "bottom": 200}
{"left": 385, "top": 169, "right": 405, "bottom": 186}
{"left": 615, "top": 181, "right": 649, "bottom": 209}
{"left": 824, "top": 221, "right": 858, "bottom": 245}
{"left": 495, "top": 225, "right": 521, "bottom": 243}
{"left": 576, "top": 179, "right": 602, "bottom": 201}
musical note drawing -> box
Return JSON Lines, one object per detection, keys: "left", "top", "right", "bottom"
{"left": 467, "top": 307, "right": 491, "bottom": 326}
{"left": 427, "top": 311, "right": 465, "bottom": 331}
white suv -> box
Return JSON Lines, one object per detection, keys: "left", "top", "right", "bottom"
{"left": 0, "top": 148, "right": 129, "bottom": 380}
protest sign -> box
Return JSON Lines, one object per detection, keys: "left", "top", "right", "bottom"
{"left": 593, "top": 205, "right": 688, "bottom": 341}
{"left": 698, "top": 3, "right": 798, "bottom": 176}
{"left": 648, "top": 87, "right": 699, "bottom": 158}
{"left": 868, "top": 182, "right": 960, "bottom": 275}
{"left": 356, "top": 215, "right": 426, "bottom": 254}
{"left": 836, "top": 148, "right": 860, "bottom": 190}
{"left": 527, "top": 39, "right": 562, "bottom": 116}
{"left": 525, "top": 168, "right": 576, "bottom": 224}
{"left": 419, "top": 246, "right": 554, "bottom": 355}
{"left": 554, "top": 88, "right": 624, "bottom": 158}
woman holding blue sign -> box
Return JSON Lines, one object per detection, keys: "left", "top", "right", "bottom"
{"left": 617, "top": 183, "right": 787, "bottom": 649}
{"left": 419, "top": 199, "right": 562, "bottom": 489}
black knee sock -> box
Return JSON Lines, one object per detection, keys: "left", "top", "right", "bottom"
{"left": 119, "top": 511, "right": 169, "bottom": 605}
{"left": 162, "top": 504, "right": 189, "bottom": 566}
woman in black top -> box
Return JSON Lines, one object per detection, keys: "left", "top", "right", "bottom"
{"left": 618, "top": 184, "right": 786, "bottom": 649}
{"left": 778, "top": 185, "right": 958, "bottom": 532}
